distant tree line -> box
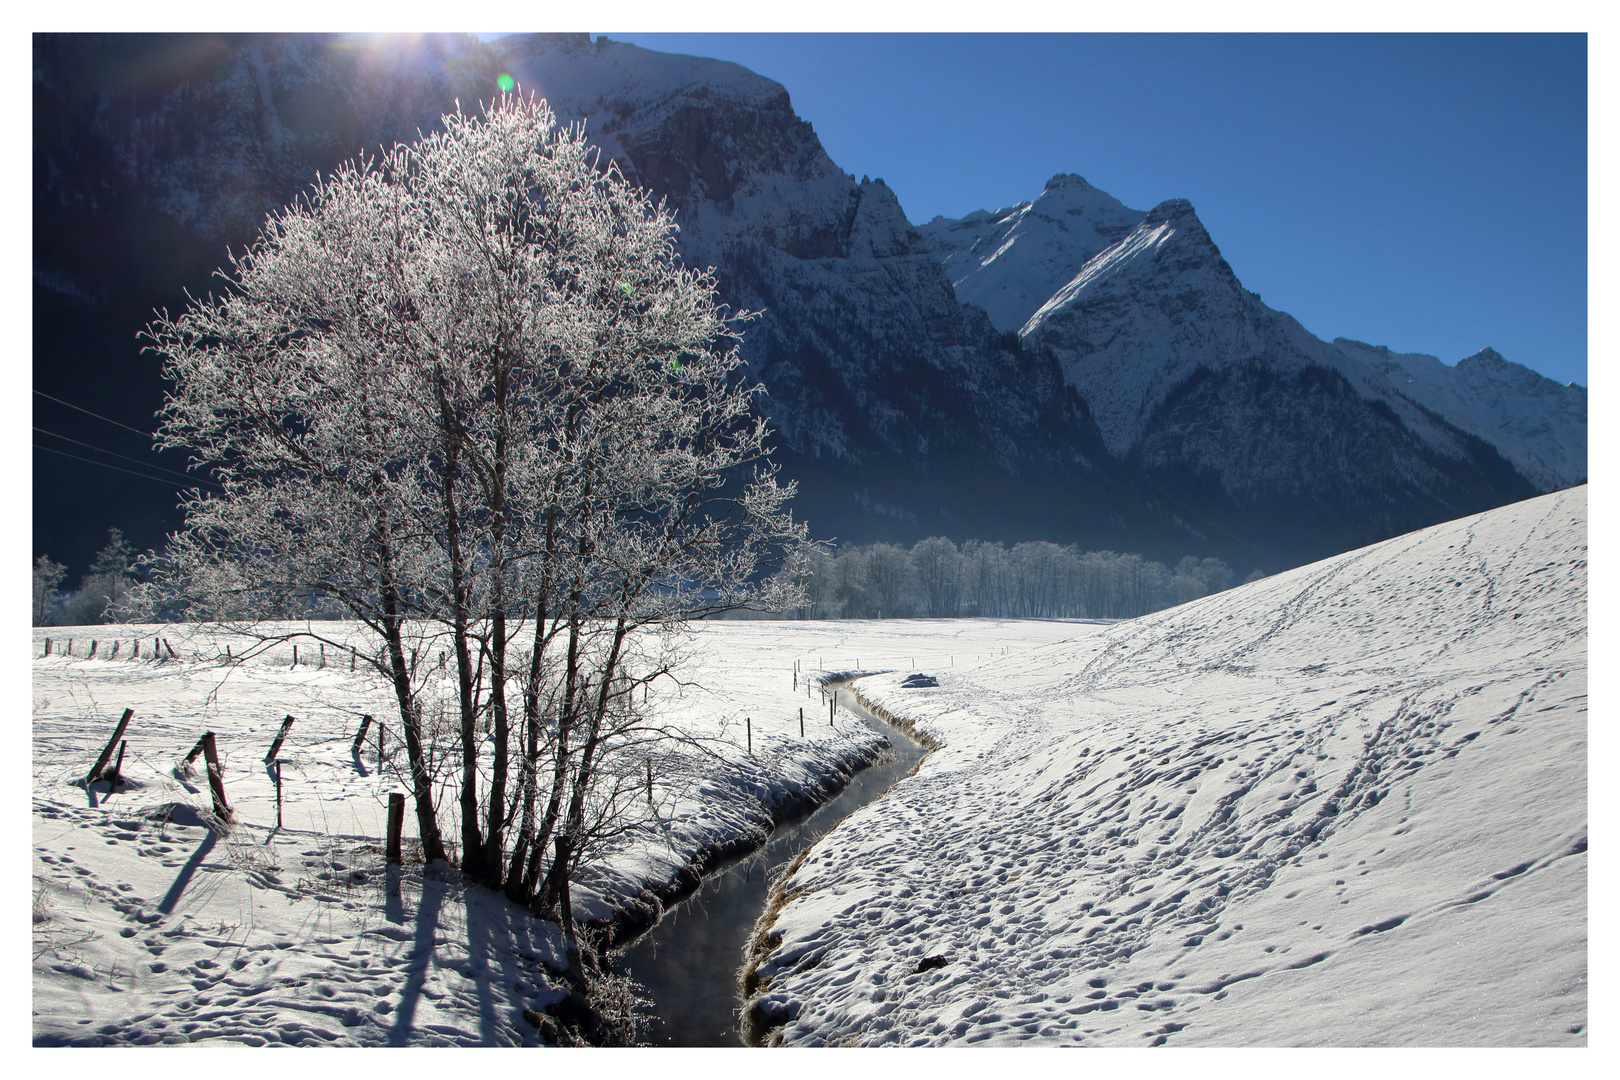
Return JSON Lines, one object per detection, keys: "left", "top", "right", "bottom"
{"left": 35, "top": 530, "right": 1263, "bottom": 627}
{"left": 772, "top": 538, "right": 1261, "bottom": 621}
{"left": 33, "top": 527, "right": 137, "bottom": 626}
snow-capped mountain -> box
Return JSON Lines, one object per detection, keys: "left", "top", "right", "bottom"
{"left": 34, "top": 32, "right": 1564, "bottom": 573}
{"left": 1328, "top": 339, "right": 1587, "bottom": 492}
{"left": 926, "top": 183, "right": 1584, "bottom": 506}
{"left": 915, "top": 174, "right": 1144, "bottom": 335}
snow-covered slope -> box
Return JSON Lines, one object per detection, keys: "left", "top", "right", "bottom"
{"left": 915, "top": 174, "right": 1144, "bottom": 335}
{"left": 744, "top": 486, "right": 1587, "bottom": 1046}
{"left": 1331, "top": 338, "right": 1588, "bottom": 492}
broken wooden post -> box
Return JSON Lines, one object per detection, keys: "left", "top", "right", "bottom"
{"left": 386, "top": 793, "right": 405, "bottom": 865}
{"left": 274, "top": 759, "right": 283, "bottom": 829}
{"left": 85, "top": 708, "right": 134, "bottom": 786}
{"left": 182, "top": 733, "right": 209, "bottom": 773}
{"left": 201, "top": 732, "right": 230, "bottom": 819}
{"left": 108, "top": 739, "right": 127, "bottom": 788}
{"left": 352, "top": 714, "right": 374, "bottom": 755}
{"left": 264, "top": 715, "right": 295, "bottom": 764}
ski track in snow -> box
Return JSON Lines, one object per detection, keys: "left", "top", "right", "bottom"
{"left": 30, "top": 615, "right": 1071, "bottom": 1045}
{"left": 746, "top": 488, "right": 1587, "bottom": 1046}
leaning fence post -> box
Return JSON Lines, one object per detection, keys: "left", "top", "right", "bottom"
{"left": 386, "top": 793, "right": 405, "bottom": 865}
{"left": 201, "top": 732, "right": 231, "bottom": 820}
{"left": 182, "top": 733, "right": 209, "bottom": 773}
{"left": 85, "top": 708, "right": 134, "bottom": 786}
{"left": 264, "top": 715, "right": 295, "bottom": 764}
{"left": 108, "top": 739, "right": 127, "bottom": 789}
{"left": 351, "top": 714, "right": 374, "bottom": 756}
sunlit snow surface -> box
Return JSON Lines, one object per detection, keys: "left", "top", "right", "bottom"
{"left": 30, "top": 608, "right": 1067, "bottom": 1045}
{"left": 747, "top": 487, "right": 1586, "bottom": 1046}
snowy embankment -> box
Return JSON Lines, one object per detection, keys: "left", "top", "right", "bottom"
{"left": 744, "top": 487, "right": 1587, "bottom": 1046}
{"left": 31, "top": 615, "right": 1070, "bottom": 1045}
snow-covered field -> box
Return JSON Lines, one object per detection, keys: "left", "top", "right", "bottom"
{"left": 29, "top": 611, "right": 1073, "bottom": 1045}
{"left": 745, "top": 487, "right": 1588, "bottom": 1046}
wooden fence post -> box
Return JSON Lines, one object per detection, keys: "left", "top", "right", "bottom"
{"left": 319, "top": 643, "right": 326, "bottom": 669}
{"left": 132, "top": 639, "right": 139, "bottom": 659}
{"left": 386, "top": 793, "right": 405, "bottom": 865}
{"left": 110, "top": 641, "right": 121, "bottom": 660}
{"left": 352, "top": 714, "right": 374, "bottom": 756}
{"left": 350, "top": 648, "right": 356, "bottom": 671}
{"left": 89, "top": 640, "right": 97, "bottom": 659}
{"left": 746, "top": 716, "right": 752, "bottom": 754}
{"left": 201, "top": 732, "right": 230, "bottom": 819}
{"left": 108, "top": 740, "right": 127, "bottom": 788}
{"left": 274, "top": 759, "right": 283, "bottom": 828}
{"left": 183, "top": 733, "right": 209, "bottom": 773}
{"left": 43, "top": 638, "right": 51, "bottom": 656}
{"left": 377, "top": 723, "right": 385, "bottom": 773}
{"left": 264, "top": 715, "right": 295, "bottom": 763}
{"left": 800, "top": 707, "right": 804, "bottom": 737}
{"left": 85, "top": 708, "right": 134, "bottom": 786}
{"left": 830, "top": 697, "right": 835, "bottom": 725}
{"left": 165, "top": 638, "right": 177, "bottom": 659}
{"left": 292, "top": 644, "right": 298, "bottom": 667}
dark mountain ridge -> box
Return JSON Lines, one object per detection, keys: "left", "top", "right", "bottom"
{"left": 33, "top": 32, "right": 1556, "bottom": 581}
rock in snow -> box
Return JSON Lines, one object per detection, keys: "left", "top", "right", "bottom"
{"left": 745, "top": 486, "right": 1587, "bottom": 1046}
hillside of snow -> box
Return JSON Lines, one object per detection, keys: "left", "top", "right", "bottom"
{"left": 743, "top": 486, "right": 1587, "bottom": 1046}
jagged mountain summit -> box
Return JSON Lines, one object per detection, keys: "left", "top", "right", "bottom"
{"left": 926, "top": 180, "right": 1584, "bottom": 506}
{"left": 34, "top": 32, "right": 1566, "bottom": 574}
{"left": 1328, "top": 339, "right": 1587, "bottom": 492}
{"left": 915, "top": 174, "right": 1144, "bottom": 336}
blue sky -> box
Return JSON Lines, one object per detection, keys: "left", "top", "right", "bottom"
{"left": 573, "top": 33, "right": 1586, "bottom": 387}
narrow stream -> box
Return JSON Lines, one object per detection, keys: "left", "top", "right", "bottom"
{"left": 610, "top": 683, "right": 925, "bottom": 1046}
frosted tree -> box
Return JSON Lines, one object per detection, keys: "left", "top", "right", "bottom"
{"left": 142, "top": 94, "right": 808, "bottom": 953}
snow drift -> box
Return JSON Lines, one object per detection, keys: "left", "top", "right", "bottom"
{"left": 744, "top": 486, "right": 1587, "bottom": 1046}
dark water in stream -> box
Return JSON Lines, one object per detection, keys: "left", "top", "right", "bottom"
{"left": 610, "top": 685, "right": 926, "bottom": 1046}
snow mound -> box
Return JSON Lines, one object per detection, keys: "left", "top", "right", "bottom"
{"left": 747, "top": 487, "right": 1587, "bottom": 1046}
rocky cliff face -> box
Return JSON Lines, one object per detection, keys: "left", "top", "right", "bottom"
{"left": 33, "top": 32, "right": 1568, "bottom": 575}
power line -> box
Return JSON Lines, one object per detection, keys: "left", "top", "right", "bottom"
{"left": 33, "top": 444, "right": 217, "bottom": 491}
{"left": 33, "top": 389, "right": 155, "bottom": 439}
{"left": 32, "top": 426, "right": 218, "bottom": 488}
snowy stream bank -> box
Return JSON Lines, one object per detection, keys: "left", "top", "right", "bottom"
{"left": 613, "top": 682, "right": 927, "bottom": 1045}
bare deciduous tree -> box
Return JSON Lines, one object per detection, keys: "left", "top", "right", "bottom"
{"left": 140, "top": 94, "right": 808, "bottom": 963}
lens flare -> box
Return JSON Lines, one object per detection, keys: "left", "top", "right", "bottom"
{"left": 496, "top": 72, "right": 515, "bottom": 93}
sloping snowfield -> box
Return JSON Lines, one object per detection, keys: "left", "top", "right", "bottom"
{"left": 29, "top": 610, "right": 1070, "bottom": 1045}
{"left": 745, "top": 487, "right": 1588, "bottom": 1046}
